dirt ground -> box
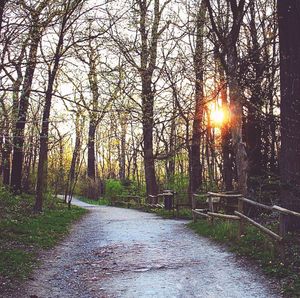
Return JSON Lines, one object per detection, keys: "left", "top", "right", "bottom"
{"left": 7, "top": 199, "right": 281, "bottom": 298}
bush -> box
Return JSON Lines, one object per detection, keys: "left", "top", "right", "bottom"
{"left": 104, "top": 179, "right": 125, "bottom": 199}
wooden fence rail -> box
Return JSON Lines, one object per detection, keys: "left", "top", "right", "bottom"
{"left": 192, "top": 191, "right": 300, "bottom": 242}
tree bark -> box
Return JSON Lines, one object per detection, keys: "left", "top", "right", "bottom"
{"left": 278, "top": 0, "right": 300, "bottom": 231}
{"left": 10, "top": 24, "right": 40, "bottom": 192}
{"left": 119, "top": 117, "right": 126, "bottom": 181}
{"left": 141, "top": 75, "right": 158, "bottom": 197}
{"left": 1, "top": 118, "right": 10, "bottom": 185}
{"left": 87, "top": 45, "right": 100, "bottom": 181}
{"left": 218, "top": 65, "right": 233, "bottom": 191}
{"left": 205, "top": 0, "right": 247, "bottom": 195}
{"left": 87, "top": 124, "right": 96, "bottom": 180}
{"left": 35, "top": 0, "right": 78, "bottom": 211}
{"left": 228, "top": 47, "right": 248, "bottom": 195}
{"left": 0, "top": 0, "right": 7, "bottom": 32}
{"left": 245, "top": 1, "right": 263, "bottom": 180}
{"left": 188, "top": 1, "right": 205, "bottom": 200}
{"left": 138, "top": 0, "right": 167, "bottom": 197}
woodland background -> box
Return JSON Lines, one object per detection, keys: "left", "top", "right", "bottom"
{"left": 0, "top": 0, "right": 299, "bottom": 232}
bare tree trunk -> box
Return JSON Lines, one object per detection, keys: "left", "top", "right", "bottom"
{"left": 218, "top": 65, "right": 233, "bottom": 190}
{"left": 228, "top": 47, "right": 248, "bottom": 195}
{"left": 87, "top": 124, "right": 96, "bottom": 179}
{"left": 35, "top": 72, "right": 58, "bottom": 211}
{"left": 189, "top": 2, "right": 205, "bottom": 200}
{"left": 23, "top": 125, "right": 35, "bottom": 191}
{"left": 10, "top": 26, "right": 40, "bottom": 192}
{"left": 245, "top": 1, "right": 263, "bottom": 181}
{"left": 278, "top": 0, "right": 300, "bottom": 232}
{"left": 205, "top": 0, "right": 247, "bottom": 195}
{"left": 65, "top": 114, "right": 82, "bottom": 203}
{"left": 2, "top": 118, "right": 10, "bottom": 185}
{"left": 35, "top": 0, "right": 79, "bottom": 211}
{"left": 119, "top": 118, "right": 126, "bottom": 180}
{"left": 142, "top": 76, "right": 158, "bottom": 197}
{"left": 10, "top": 1, "right": 50, "bottom": 192}
{"left": 87, "top": 45, "right": 100, "bottom": 181}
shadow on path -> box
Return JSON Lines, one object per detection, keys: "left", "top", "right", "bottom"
{"left": 16, "top": 199, "right": 281, "bottom": 298}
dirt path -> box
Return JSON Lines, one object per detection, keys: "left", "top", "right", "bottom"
{"left": 15, "top": 200, "right": 280, "bottom": 298}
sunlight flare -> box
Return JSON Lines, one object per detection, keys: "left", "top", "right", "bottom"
{"left": 210, "top": 108, "right": 225, "bottom": 126}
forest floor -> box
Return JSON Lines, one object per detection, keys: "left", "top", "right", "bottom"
{"left": 5, "top": 197, "right": 283, "bottom": 298}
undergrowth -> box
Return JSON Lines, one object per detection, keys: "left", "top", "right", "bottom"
{"left": 77, "top": 196, "right": 109, "bottom": 205}
{"left": 0, "top": 187, "right": 87, "bottom": 290}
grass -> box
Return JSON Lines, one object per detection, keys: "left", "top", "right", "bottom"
{"left": 0, "top": 187, "right": 87, "bottom": 288}
{"left": 154, "top": 208, "right": 192, "bottom": 219}
{"left": 0, "top": 249, "right": 35, "bottom": 279}
{"left": 189, "top": 219, "right": 300, "bottom": 297}
{"left": 76, "top": 196, "right": 109, "bottom": 205}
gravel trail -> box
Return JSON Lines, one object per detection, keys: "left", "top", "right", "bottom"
{"left": 14, "top": 200, "right": 281, "bottom": 298}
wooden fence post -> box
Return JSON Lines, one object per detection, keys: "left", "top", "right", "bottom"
{"left": 208, "top": 194, "right": 214, "bottom": 224}
{"left": 279, "top": 213, "right": 287, "bottom": 238}
{"left": 237, "top": 198, "right": 244, "bottom": 238}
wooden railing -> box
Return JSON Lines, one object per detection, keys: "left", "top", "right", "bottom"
{"left": 192, "top": 192, "right": 300, "bottom": 242}
{"left": 111, "top": 191, "right": 191, "bottom": 216}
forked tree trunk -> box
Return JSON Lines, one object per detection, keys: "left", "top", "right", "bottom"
{"left": 10, "top": 26, "right": 40, "bottom": 192}
{"left": 35, "top": 0, "right": 77, "bottom": 211}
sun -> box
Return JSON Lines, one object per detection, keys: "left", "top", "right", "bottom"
{"left": 210, "top": 108, "right": 225, "bottom": 127}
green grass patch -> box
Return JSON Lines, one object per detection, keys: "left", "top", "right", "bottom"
{"left": 0, "top": 249, "right": 35, "bottom": 279}
{"left": 77, "top": 196, "right": 109, "bottom": 206}
{"left": 0, "top": 187, "right": 87, "bottom": 288}
{"left": 154, "top": 208, "right": 192, "bottom": 219}
{"left": 188, "top": 219, "right": 300, "bottom": 297}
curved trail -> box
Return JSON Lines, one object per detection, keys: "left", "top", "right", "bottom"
{"left": 17, "top": 199, "right": 280, "bottom": 298}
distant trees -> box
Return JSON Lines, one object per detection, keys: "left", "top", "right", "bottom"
{"left": 109, "top": 0, "right": 173, "bottom": 198}
{"left": 0, "top": 0, "right": 298, "bottom": 222}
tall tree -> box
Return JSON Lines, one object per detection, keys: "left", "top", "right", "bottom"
{"left": 205, "top": 0, "right": 248, "bottom": 195}
{"left": 35, "top": 0, "right": 83, "bottom": 212}
{"left": 188, "top": 1, "right": 206, "bottom": 199}
{"left": 278, "top": 1, "right": 300, "bottom": 231}
{"left": 10, "top": 1, "right": 52, "bottom": 192}
{"left": 86, "top": 42, "right": 100, "bottom": 181}
{"left": 110, "top": 0, "right": 171, "bottom": 197}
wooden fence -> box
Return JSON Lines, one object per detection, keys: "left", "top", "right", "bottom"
{"left": 192, "top": 192, "right": 300, "bottom": 242}
{"left": 110, "top": 191, "right": 191, "bottom": 216}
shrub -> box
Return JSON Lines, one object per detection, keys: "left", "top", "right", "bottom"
{"left": 104, "top": 179, "right": 125, "bottom": 199}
